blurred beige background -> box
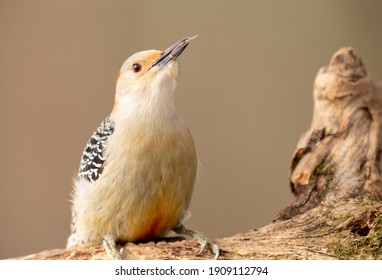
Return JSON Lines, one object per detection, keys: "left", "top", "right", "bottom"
{"left": 1, "top": 0, "right": 382, "bottom": 259}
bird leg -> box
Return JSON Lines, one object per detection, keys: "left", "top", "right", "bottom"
{"left": 102, "top": 236, "right": 123, "bottom": 260}
{"left": 173, "top": 223, "right": 220, "bottom": 260}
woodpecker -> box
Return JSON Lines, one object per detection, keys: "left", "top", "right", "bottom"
{"left": 67, "top": 36, "right": 219, "bottom": 259}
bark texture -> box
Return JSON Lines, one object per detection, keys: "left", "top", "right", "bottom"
{"left": 15, "top": 47, "right": 382, "bottom": 260}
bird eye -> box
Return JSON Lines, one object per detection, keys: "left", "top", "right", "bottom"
{"left": 132, "top": 63, "right": 142, "bottom": 73}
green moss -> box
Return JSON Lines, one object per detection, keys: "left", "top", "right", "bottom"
{"left": 342, "top": 213, "right": 352, "bottom": 221}
{"left": 332, "top": 240, "right": 357, "bottom": 259}
{"left": 309, "top": 162, "right": 325, "bottom": 183}
{"left": 309, "top": 161, "right": 334, "bottom": 184}
{"left": 331, "top": 215, "right": 382, "bottom": 259}
{"left": 374, "top": 215, "right": 382, "bottom": 225}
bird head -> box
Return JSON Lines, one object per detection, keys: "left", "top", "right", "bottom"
{"left": 112, "top": 36, "right": 197, "bottom": 116}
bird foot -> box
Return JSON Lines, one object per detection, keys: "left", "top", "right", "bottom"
{"left": 173, "top": 224, "right": 220, "bottom": 260}
{"left": 102, "top": 237, "right": 123, "bottom": 260}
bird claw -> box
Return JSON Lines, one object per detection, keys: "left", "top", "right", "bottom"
{"left": 173, "top": 224, "right": 220, "bottom": 259}
{"left": 210, "top": 243, "right": 220, "bottom": 260}
{"left": 196, "top": 239, "right": 219, "bottom": 260}
{"left": 196, "top": 239, "right": 208, "bottom": 255}
{"left": 102, "top": 237, "right": 122, "bottom": 260}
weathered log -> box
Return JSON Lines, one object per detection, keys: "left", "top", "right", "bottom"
{"left": 15, "top": 47, "right": 382, "bottom": 260}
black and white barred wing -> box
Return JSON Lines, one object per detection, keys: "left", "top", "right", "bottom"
{"left": 78, "top": 117, "right": 114, "bottom": 182}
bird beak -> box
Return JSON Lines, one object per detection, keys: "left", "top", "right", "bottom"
{"left": 151, "top": 36, "right": 198, "bottom": 69}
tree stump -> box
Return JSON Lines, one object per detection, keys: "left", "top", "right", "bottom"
{"left": 15, "top": 47, "right": 382, "bottom": 260}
